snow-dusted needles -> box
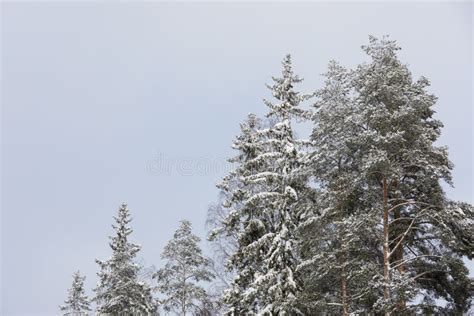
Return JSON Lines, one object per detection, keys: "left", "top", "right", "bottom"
{"left": 60, "top": 36, "right": 474, "bottom": 316}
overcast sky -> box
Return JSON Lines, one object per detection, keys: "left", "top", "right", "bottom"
{"left": 1, "top": 2, "right": 472, "bottom": 315}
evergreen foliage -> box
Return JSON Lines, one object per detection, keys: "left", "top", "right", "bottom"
{"left": 60, "top": 271, "right": 91, "bottom": 315}
{"left": 154, "top": 220, "right": 214, "bottom": 316}
{"left": 93, "top": 203, "right": 156, "bottom": 314}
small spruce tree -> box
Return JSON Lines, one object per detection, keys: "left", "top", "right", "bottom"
{"left": 93, "top": 203, "right": 156, "bottom": 314}
{"left": 60, "top": 271, "right": 91, "bottom": 315}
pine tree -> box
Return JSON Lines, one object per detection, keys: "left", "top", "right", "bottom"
{"left": 347, "top": 36, "right": 472, "bottom": 314}
{"left": 299, "top": 37, "right": 473, "bottom": 315}
{"left": 153, "top": 219, "right": 214, "bottom": 316}
{"left": 60, "top": 271, "right": 91, "bottom": 315}
{"left": 298, "top": 61, "right": 380, "bottom": 314}
{"left": 94, "top": 203, "right": 156, "bottom": 314}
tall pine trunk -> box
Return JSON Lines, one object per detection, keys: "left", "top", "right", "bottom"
{"left": 393, "top": 208, "right": 406, "bottom": 311}
{"left": 382, "top": 177, "right": 391, "bottom": 316}
{"left": 340, "top": 250, "right": 349, "bottom": 316}
{"left": 182, "top": 274, "right": 186, "bottom": 316}
{"left": 392, "top": 179, "right": 406, "bottom": 311}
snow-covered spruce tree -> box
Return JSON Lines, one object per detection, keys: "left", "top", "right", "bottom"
{"left": 253, "top": 54, "right": 314, "bottom": 315}
{"left": 153, "top": 219, "right": 214, "bottom": 316}
{"left": 211, "top": 56, "right": 313, "bottom": 315}
{"left": 60, "top": 271, "right": 91, "bottom": 315}
{"left": 94, "top": 203, "right": 156, "bottom": 314}
{"left": 298, "top": 61, "right": 381, "bottom": 314}
{"left": 240, "top": 55, "right": 312, "bottom": 314}
{"left": 349, "top": 36, "right": 473, "bottom": 314}
{"left": 208, "top": 113, "right": 267, "bottom": 314}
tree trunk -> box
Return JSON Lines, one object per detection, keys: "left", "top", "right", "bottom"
{"left": 393, "top": 208, "right": 406, "bottom": 311}
{"left": 182, "top": 298, "right": 186, "bottom": 316}
{"left": 391, "top": 179, "right": 406, "bottom": 311}
{"left": 383, "top": 177, "right": 391, "bottom": 316}
{"left": 340, "top": 250, "right": 349, "bottom": 316}
{"left": 182, "top": 276, "right": 186, "bottom": 316}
